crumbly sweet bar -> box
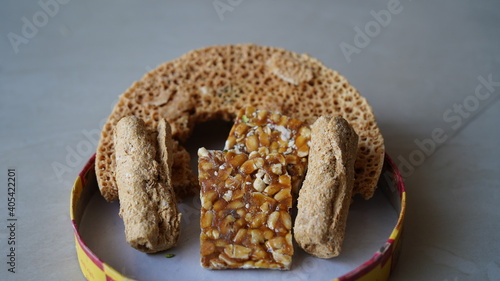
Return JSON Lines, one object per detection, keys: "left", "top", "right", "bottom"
{"left": 198, "top": 147, "right": 294, "bottom": 270}
{"left": 294, "top": 116, "right": 358, "bottom": 258}
{"left": 224, "top": 106, "right": 311, "bottom": 195}
{"left": 114, "top": 116, "right": 181, "bottom": 253}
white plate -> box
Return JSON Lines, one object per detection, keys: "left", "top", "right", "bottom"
{"left": 76, "top": 120, "right": 400, "bottom": 280}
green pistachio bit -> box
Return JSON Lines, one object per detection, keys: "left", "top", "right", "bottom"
{"left": 165, "top": 254, "right": 175, "bottom": 258}
{"left": 242, "top": 115, "right": 249, "bottom": 123}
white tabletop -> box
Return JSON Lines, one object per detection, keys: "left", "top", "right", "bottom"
{"left": 1, "top": 1, "right": 499, "bottom": 280}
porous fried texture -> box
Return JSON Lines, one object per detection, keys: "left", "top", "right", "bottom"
{"left": 96, "top": 44, "right": 384, "bottom": 202}
{"left": 114, "top": 116, "right": 181, "bottom": 253}
{"left": 294, "top": 116, "right": 358, "bottom": 258}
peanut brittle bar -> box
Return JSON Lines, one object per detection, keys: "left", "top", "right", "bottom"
{"left": 198, "top": 107, "right": 312, "bottom": 269}
{"left": 198, "top": 148, "right": 293, "bottom": 269}
{"left": 224, "top": 106, "right": 311, "bottom": 195}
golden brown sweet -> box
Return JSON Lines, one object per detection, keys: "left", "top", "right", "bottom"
{"left": 198, "top": 107, "right": 307, "bottom": 270}
{"left": 198, "top": 149, "right": 293, "bottom": 270}
{"left": 224, "top": 106, "right": 311, "bottom": 195}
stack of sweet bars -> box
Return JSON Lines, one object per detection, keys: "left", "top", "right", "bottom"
{"left": 198, "top": 106, "right": 311, "bottom": 269}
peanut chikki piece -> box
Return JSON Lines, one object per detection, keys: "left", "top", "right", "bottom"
{"left": 198, "top": 148, "right": 294, "bottom": 270}
{"left": 224, "top": 106, "right": 311, "bottom": 195}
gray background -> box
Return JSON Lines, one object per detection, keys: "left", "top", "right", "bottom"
{"left": 1, "top": 0, "right": 499, "bottom": 280}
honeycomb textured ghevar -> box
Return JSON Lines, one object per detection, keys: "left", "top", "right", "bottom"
{"left": 95, "top": 44, "right": 384, "bottom": 202}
